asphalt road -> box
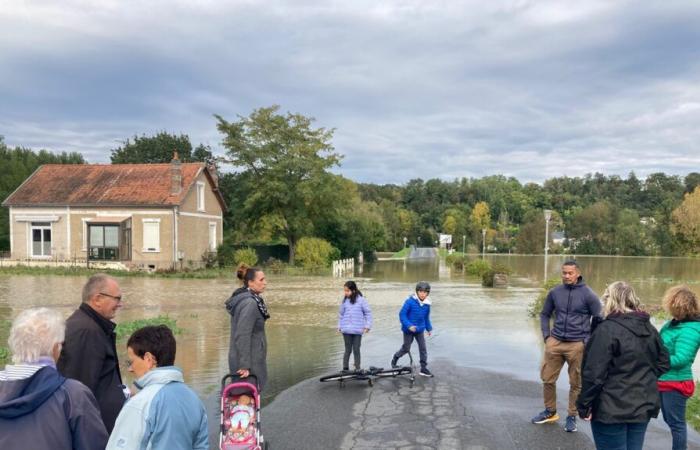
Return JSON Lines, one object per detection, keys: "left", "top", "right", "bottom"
{"left": 259, "top": 359, "right": 700, "bottom": 450}
{"left": 408, "top": 247, "right": 438, "bottom": 259}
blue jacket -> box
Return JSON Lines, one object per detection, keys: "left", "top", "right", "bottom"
{"left": 338, "top": 296, "right": 372, "bottom": 335}
{"left": 106, "top": 367, "right": 208, "bottom": 450}
{"left": 399, "top": 294, "right": 433, "bottom": 333}
{"left": 540, "top": 276, "right": 602, "bottom": 342}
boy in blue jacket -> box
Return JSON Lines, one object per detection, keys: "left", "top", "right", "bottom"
{"left": 391, "top": 281, "right": 434, "bottom": 377}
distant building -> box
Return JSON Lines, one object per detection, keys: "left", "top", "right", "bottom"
{"left": 552, "top": 231, "right": 566, "bottom": 246}
{"left": 2, "top": 156, "right": 226, "bottom": 270}
{"left": 438, "top": 233, "right": 452, "bottom": 249}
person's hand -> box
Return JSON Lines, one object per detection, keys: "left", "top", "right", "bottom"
{"left": 236, "top": 368, "right": 250, "bottom": 378}
{"left": 584, "top": 413, "right": 592, "bottom": 421}
{"left": 426, "top": 331, "right": 432, "bottom": 337}
{"left": 337, "top": 328, "right": 342, "bottom": 334}
{"left": 363, "top": 328, "right": 370, "bottom": 334}
{"left": 409, "top": 326, "right": 417, "bottom": 332}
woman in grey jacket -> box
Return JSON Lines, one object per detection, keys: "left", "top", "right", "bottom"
{"left": 225, "top": 266, "right": 270, "bottom": 391}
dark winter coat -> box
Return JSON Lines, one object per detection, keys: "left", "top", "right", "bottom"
{"left": 576, "top": 312, "right": 670, "bottom": 423}
{"left": 226, "top": 289, "right": 268, "bottom": 391}
{"left": 0, "top": 365, "right": 108, "bottom": 450}
{"left": 57, "top": 303, "right": 125, "bottom": 432}
{"left": 540, "top": 276, "right": 602, "bottom": 342}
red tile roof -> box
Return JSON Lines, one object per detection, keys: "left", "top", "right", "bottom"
{"left": 3, "top": 163, "right": 226, "bottom": 210}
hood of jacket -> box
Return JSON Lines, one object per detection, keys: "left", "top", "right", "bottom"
{"left": 607, "top": 312, "right": 652, "bottom": 337}
{"left": 564, "top": 275, "right": 587, "bottom": 290}
{"left": 225, "top": 288, "right": 254, "bottom": 314}
{"left": 0, "top": 366, "right": 66, "bottom": 419}
{"left": 134, "top": 366, "right": 184, "bottom": 391}
{"left": 411, "top": 293, "right": 432, "bottom": 306}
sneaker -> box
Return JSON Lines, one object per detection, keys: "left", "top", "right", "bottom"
{"left": 419, "top": 367, "right": 434, "bottom": 377}
{"left": 391, "top": 356, "right": 399, "bottom": 368}
{"left": 564, "top": 415, "right": 577, "bottom": 432}
{"left": 531, "top": 409, "right": 559, "bottom": 424}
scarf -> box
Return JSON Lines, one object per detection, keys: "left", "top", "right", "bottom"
{"left": 250, "top": 290, "right": 271, "bottom": 320}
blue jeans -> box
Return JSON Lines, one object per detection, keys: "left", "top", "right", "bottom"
{"left": 590, "top": 421, "right": 648, "bottom": 450}
{"left": 661, "top": 390, "right": 689, "bottom": 450}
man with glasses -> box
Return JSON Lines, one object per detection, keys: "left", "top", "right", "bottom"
{"left": 58, "top": 273, "right": 126, "bottom": 432}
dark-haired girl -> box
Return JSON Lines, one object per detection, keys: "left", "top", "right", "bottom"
{"left": 225, "top": 264, "right": 270, "bottom": 391}
{"left": 338, "top": 281, "right": 372, "bottom": 371}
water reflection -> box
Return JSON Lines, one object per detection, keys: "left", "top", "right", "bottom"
{"left": 1, "top": 255, "right": 700, "bottom": 405}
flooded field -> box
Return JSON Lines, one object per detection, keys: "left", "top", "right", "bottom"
{"left": 2, "top": 254, "right": 700, "bottom": 403}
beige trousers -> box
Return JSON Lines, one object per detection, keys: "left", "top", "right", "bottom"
{"left": 540, "top": 336, "right": 584, "bottom": 416}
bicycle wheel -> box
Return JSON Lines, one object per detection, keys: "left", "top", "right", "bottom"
{"left": 319, "top": 371, "right": 359, "bottom": 382}
{"left": 374, "top": 367, "right": 412, "bottom": 378}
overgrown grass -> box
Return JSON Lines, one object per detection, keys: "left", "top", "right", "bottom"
{"left": 527, "top": 278, "right": 561, "bottom": 317}
{"left": 0, "top": 347, "right": 9, "bottom": 365}
{"left": 391, "top": 248, "right": 410, "bottom": 258}
{"left": 115, "top": 316, "right": 182, "bottom": 339}
{"left": 688, "top": 382, "right": 700, "bottom": 432}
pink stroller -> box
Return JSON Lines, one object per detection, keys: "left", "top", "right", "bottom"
{"left": 219, "top": 374, "right": 268, "bottom": 450}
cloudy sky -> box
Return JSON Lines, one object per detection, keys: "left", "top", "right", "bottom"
{"left": 2, "top": 0, "right": 700, "bottom": 184}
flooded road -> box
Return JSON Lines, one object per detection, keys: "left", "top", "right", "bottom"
{"left": 2, "top": 254, "right": 700, "bottom": 404}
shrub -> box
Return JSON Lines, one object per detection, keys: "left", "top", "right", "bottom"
{"left": 466, "top": 259, "right": 492, "bottom": 277}
{"left": 446, "top": 254, "right": 466, "bottom": 270}
{"left": 0, "top": 347, "right": 9, "bottom": 365}
{"left": 295, "top": 237, "right": 338, "bottom": 269}
{"left": 216, "top": 237, "right": 237, "bottom": 267}
{"left": 234, "top": 247, "right": 258, "bottom": 267}
{"left": 263, "top": 257, "right": 288, "bottom": 273}
{"left": 527, "top": 278, "right": 561, "bottom": 317}
{"left": 481, "top": 264, "right": 512, "bottom": 287}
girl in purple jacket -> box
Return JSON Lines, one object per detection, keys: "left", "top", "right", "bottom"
{"left": 338, "top": 281, "right": 372, "bottom": 371}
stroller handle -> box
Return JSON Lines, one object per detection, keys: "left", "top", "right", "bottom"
{"left": 221, "top": 372, "right": 259, "bottom": 389}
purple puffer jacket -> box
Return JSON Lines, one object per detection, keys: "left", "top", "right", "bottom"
{"left": 338, "top": 296, "right": 372, "bottom": 335}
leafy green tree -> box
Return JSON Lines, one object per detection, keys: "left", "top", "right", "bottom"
{"left": 215, "top": 106, "right": 341, "bottom": 263}
{"left": 295, "top": 237, "right": 339, "bottom": 268}
{"left": 568, "top": 201, "right": 617, "bottom": 254}
{"left": 671, "top": 187, "right": 700, "bottom": 254}
{"left": 111, "top": 132, "right": 194, "bottom": 163}
{"left": 0, "top": 137, "right": 85, "bottom": 250}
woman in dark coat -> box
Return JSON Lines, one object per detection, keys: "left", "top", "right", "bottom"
{"left": 225, "top": 266, "right": 270, "bottom": 391}
{"left": 576, "top": 281, "right": 670, "bottom": 450}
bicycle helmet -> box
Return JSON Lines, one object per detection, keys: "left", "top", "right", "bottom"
{"left": 415, "top": 281, "right": 431, "bottom": 293}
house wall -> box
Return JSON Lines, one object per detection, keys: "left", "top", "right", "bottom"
{"left": 10, "top": 206, "right": 176, "bottom": 269}
{"left": 177, "top": 171, "right": 224, "bottom": 267}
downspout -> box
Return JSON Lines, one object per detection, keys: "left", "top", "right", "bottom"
{"left": 8, "top": 207, "right": 13, "bottom": 258}
{"left": 173, "top": 206, "right": 179, "bottom": 270}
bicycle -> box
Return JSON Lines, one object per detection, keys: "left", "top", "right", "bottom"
{"left": 319, "top": 352, "right": 416, "bottom": 387}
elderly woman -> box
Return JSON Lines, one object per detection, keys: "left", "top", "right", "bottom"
{"left": 225, "top": 266, "right": 270, "bottom": 391}
{"left": 658, "top": 285, "right": 700, "bottom": 450}
{"left": 0, "top": 308, "right": 108, "bottom": 449}
{"left": 576, "top": 281, "right": 669, "bottom": 450}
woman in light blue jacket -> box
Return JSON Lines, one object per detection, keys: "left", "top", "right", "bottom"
{"left": 338, "top": 281, "right": 372, "bottom": 371}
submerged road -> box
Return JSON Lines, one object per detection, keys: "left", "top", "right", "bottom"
{"left": 261, "top": 359, "right": 700, "bottom": 450}
{"left": 408, "top": 247, "right": 438, "bottom": 259}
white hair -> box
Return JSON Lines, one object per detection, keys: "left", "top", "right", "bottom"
{"left": 9, "top": 308, "right": 65, "bottom": 364}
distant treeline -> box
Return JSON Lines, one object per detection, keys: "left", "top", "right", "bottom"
{"left": 3, "top": 115, "right": 700, "bottom": 259}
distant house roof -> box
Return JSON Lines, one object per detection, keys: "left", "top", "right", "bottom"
{"left": 2, "top": 163, "right": 226, "bottom": 211}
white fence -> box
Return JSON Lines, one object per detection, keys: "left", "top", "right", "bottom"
{"left": 332, "top": 258, "right": 354, "bottom": 277}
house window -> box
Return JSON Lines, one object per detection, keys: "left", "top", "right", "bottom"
{"left": 88, "top": 225, "right": 120, "bottom": 260}
{"left": 142, "top": 219, "right": 160, "bottom": 252}
{"left": 197, "top": 182, "right": 205, "bottom": 212}
{"left": 209, "top": 222, "right": 217, "bottom": 252}
{"left": 31, "top": 222, "right": 51, "bottom": 257}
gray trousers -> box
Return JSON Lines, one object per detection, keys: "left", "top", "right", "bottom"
{"left": 343, "top": 334, "right": 362, "bottom": 370}
{"left": 393, "top": 331, "right": 428, "bottom": 369}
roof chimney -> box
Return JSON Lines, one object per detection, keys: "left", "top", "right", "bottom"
{"left": 171, "top": 151, "right": 182, "bottom": 195}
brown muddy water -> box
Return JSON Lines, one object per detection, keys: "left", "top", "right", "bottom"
{"left": 2, "top": 254, "right": 700, "bottom": 404}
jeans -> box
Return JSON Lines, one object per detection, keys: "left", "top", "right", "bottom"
{"left": 590, "top": 421, "right": 649, "bottom": 450}
{"left": 661, "top": 390, "right": 689, "bottom": 450}
{"left": 342, "top": 334, "right": 362, "bottom": 370}
{"left": 393, "top": 331, "right": 428, "bottom": 368}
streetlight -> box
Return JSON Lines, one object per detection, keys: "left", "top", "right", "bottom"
{"left": 481, "top": 228, "right": 486, "bottom": 259}
{"left": 544, "top": 209, "right": 552, "bottom": 281}
{"left": 403, "top": 236, "right": 407, "bottom": 249}
{"left": 462, "top": 234, "right": 466, "bottom": 255}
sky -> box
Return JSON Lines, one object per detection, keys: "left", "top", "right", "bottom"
{"left": 2, "top": 0, "right": 700, "bottom": 184}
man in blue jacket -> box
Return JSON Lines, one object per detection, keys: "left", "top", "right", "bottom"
{"left": 391, "top": 281, "right": 434, "bottom": 377}
{"left": 107, "top": 325, "right": 208, "bottom": 450}
{"left": 531, "top": 261, "right": 602, "bottom": 434}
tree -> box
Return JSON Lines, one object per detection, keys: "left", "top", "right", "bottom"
{"left": 215, "top": 106, "right": 341, "bottom": 264}
{"left": 110, "top": 132, "right": 194, "bottom": 163}
{"left": 671, "top": 187, "right": 700, "bottom": 254}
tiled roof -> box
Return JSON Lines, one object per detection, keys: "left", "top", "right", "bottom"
{"left": 3, "top": 163, "right": 224, "bottom": 209}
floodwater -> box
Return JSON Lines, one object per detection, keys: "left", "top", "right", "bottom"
{"left": 2, "top": 254, "right": 700, "bottom": 404}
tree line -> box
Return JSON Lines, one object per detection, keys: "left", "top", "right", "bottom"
{"left": 2, "top": 106, "right": 700, "bottom": 263}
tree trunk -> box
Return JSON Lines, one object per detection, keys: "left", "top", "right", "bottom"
{"left": 288, "top": 235, "right": 296, "bottom": 265}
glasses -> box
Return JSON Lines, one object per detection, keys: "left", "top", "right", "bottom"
{"left": 99, "top": 292, "right": 123, "bottom": 302}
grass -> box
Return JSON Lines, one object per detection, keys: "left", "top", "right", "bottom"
{"left": 527, "top": 278, "right": 561, "bottom": 317}
{"left": 115, "top": 315, "right": 182, "bottom": 339}
{"left": 391, "top": 248, "right": 410, "bottom": 258}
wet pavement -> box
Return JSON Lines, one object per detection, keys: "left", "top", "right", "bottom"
{"left": 260, "top": 358, "right": 700, "bottom": 450}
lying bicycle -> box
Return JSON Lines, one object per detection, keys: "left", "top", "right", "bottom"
{"left": 319, "top": 353, "right": 416, "bottom": 387}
